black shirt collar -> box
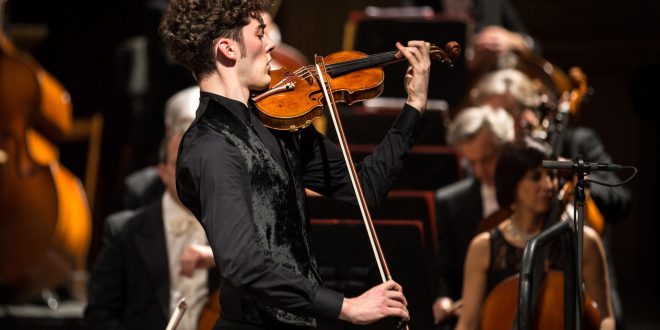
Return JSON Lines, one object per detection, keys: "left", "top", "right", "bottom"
{"left": 200, "top": 91, "right": 253, "bottom": 127}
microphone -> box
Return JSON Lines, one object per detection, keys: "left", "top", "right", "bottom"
{"left": 542, "top": 160, "right": 624, "bottom": 172}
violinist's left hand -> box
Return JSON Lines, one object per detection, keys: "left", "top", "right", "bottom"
{"left": 395, "top": 41, "right": 431, "bottom": 112}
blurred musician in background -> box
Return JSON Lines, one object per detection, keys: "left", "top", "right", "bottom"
{"left": 467, "top": 67, "right": 630, "bottom": 327}
{"left": 470, "top": 68, "right": 631, "bottom": 225}
{"left": 433, "top": 65, "right": 630, "bottom": 326}
{"left": 411, "top": 0, "right": 536, "bottom": 64}
{"left": 432, "top": 106, "right": 515, "bottom": 325}
{"left": 85, "top": 122, "right": 216, "bottom": 330}
{"left": 456, "top": 139, "right": 614, "bottom": 330}
{"left": 123, "top": 86, "right": 199, "bottom": 210}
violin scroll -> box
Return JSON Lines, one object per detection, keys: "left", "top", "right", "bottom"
{"left": 430, "top": 41, "right": 461, "bottom": 67}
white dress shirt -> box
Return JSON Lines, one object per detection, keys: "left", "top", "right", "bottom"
{"left": 481, "top": 183, "right": 499, "bottom": 219}
{"left": 162, "top": 192, "right": 209, "bottom": 330}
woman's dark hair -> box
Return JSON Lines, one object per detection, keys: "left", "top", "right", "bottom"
{"left": 495, "top": 137, "right": 554, "bottom": 208}
{"left": 160, "top": 0, "right": 271, "bottom": 78}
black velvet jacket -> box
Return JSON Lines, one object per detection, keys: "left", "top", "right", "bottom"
{"left": 176, "top": 93, "right": 422, "bottom": 328}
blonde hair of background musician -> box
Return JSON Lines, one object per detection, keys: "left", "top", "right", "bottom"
{"left": 164, "top": 85, "right": 200, "bottom": 134}
{"left": 469, "top": 69, "right": 543, "bottom": 138}
{"left": 447, "top": 105, "right": 514, "bottom": 188}
{"left": 447, "top": 105, "right": 514, "bottom": 147}
{"left": 469, "top": 69, "right": 541, "bottom": 111}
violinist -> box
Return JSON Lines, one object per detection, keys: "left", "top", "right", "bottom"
{"left": 432, "top": 105, "right": 515, "bottom": 326}
{"left": 456, "top": 139, "right": 615, "bottom": 330}
{"left": 159, "top": 0, "right": 432, "bottom": 328}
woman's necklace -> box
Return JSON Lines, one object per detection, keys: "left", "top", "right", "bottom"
{"left": 505, "top": 218, "right": 538, "bottom": 241}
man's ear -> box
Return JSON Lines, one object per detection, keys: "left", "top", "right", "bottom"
{"left": 216, "top": 38, "right": 239, "bottom": 61}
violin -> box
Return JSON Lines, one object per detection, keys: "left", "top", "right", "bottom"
{"left": 197, "top": 290, "right": 221, "bottom": 330}
{"left": 252, "top": 41, "right": 461, "bottom": 131}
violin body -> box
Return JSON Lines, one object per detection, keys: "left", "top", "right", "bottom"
{"left": 197, "top": 289, "right": 221, "bottom": 330}
{"left": 256, "top": 50, "right": 385, "bottom": 131}
{"left": 480, "top": 271, "right": 601, "bottom": 330}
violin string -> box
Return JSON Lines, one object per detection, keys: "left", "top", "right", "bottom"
{"left": 287, "top": 52, "right": 394, "bottom": 81}
{"left": 286, "top": 48, "right": 437, "bottom": 82}
{"left": 328, "top": 51, "right": 397, "bottom": 71}
{"left": 285, "top": 47, "right": 445, "bottom": 83}
{"left": 280, "top": 45, "right": 445, "bottom": 80}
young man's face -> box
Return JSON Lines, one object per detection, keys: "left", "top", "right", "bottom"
{"left": 236, "top": 14, "right": 276, "bottom": 91}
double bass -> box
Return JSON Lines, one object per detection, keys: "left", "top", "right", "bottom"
{"left": 0, "top": 0, "right": 91, "bottom": 302}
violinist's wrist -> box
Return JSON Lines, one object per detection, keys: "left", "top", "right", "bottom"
{"left": 406, "top": 98, "right": 426, "bottom": 113}
{"left": 339, "top": 297, "right": 355, "bottom": 323}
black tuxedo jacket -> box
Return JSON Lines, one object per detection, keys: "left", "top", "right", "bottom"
{"left": 123, "top": 166, "right": 164, "bottom": 210}
{"left": 433, "top": 176, "right": 483, "bottom": 300}
{"left": 85, "top": 202, "right": 170, "bottom": 330}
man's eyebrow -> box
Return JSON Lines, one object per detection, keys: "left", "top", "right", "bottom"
{"left": 257, "top": 23, "right": 266, "bottom": 32}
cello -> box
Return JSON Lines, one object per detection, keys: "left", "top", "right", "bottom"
{"left": 480, "top": 271, "right": 601, "bottom": 330}
{"left": 0, "top": 0, "right": 91, "bottom": 302}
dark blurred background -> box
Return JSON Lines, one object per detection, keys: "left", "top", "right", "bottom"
{"left": 2, "top": 0, "right": 659, "bottom": 328}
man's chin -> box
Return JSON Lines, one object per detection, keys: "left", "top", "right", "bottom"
{"left": 256, "top": 78, "right": 272, "bottom": 91}
{"left": 250, "top": 85, "right": 269, "bottom": 94}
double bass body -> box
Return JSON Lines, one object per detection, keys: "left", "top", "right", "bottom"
{"left": 0, "top": 15, "right": 91, "bottom": 302}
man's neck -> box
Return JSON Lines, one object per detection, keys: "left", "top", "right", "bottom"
{"left": 199, "top": 71, "right": 250, "bottom": 106}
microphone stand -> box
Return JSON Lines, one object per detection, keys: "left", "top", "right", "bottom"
{"left": 519, "top": 156, "right": 587, "bottom": 330}
{"left": 573, "top": 156, "right": 586, "bottom": 330}
{"left": 522, "top": 155, "right": 635, "bottom": 329}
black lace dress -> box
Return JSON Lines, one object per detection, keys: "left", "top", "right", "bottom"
{"left": 486, "top": 227, "right": 564, "bottom": 293}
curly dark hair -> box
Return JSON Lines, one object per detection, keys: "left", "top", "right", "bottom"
{"left": 160, "top": 0, "right": 272, "bottom": 78}
{"left": 494, "top": 137, "right": 555, "bottom": 209}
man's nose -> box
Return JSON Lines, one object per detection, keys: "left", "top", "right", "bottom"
{"left": 265, "top": 35, "right": 276, "bottom": 52}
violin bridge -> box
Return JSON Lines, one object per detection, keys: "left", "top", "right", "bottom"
{"left": 251, "top": 81, "right": 295, "bottom": 102}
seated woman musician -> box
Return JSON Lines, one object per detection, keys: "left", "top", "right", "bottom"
{"left": 455, "top": 138, "right": 615, "bottom": 330}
